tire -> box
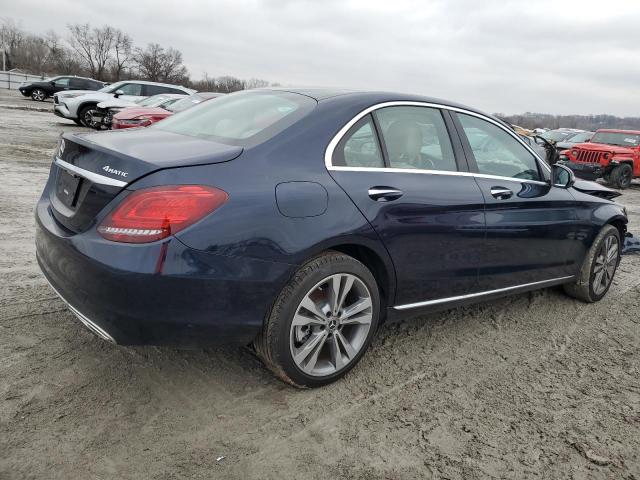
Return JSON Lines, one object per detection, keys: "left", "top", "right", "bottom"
{"left": 610, "top": 164, "right": 633, "bottom": 189}
{"left": 563, "top": 224, "right": 621, "bottom": 303}
{"left": 78, "top": 104, "right": 98, "bottom": 128}
{"left": 255, "top": 251, "right": 380, "bottom": 388}
{"left": 31, "top": 89, "right": 46, "bottom": 101}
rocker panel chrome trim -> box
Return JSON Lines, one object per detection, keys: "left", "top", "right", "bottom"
{"left": 393, "top": 276, "right": 575, "bottom": 311}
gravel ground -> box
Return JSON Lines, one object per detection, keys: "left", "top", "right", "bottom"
{"left": 1, "top": 89, "right": 639, "bottom": 480}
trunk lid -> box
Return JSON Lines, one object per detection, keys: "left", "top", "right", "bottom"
{"left": 50, "top": 129, "right": 243, "bottom": 233}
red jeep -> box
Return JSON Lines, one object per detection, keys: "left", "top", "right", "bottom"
{"left": 561, "top": 129, "right": 640, "bottom": 189}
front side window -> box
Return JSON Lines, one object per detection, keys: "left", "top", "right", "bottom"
{"left": 117, "top": 83, "right": 143, "bottom": 96}
{"left": 155, "top": 90, "right": 316, "bottom": 147}
{"left": 375, "top": 106, "right": 457, "bottom": 172}
{"left": 333, "top": 115, "right": 384, "bottom": 168}
{"left": 457, "top": 113, "right": 541, "bottom": 181}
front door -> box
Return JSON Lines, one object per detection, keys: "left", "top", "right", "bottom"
{"left": 453, "top": 112, "right": 579, "bottom": 291}
{"left": 328, "top": 106, "right": 486, "bottom": 307}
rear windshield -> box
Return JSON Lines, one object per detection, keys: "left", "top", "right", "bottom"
{"left": 154, "top": 90, "right": 316, "bottom": 146}
{"left": 591, "top": 132, "right": 640, "bottom": 147}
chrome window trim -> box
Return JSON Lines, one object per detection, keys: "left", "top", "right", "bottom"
{"left": 324, "top": 100, "right": 551, "bottom": 184}
{"left": 55, "top": 157, "right": 128, "bottom": 188}
{"left": 393, "top": 275, "right": 574, "bottom": 311}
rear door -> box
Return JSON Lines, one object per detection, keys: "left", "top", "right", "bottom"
{"left": 116, "top": 83, "right": 145, "bottom": 102}
{"left": 328, "top": 105, "right": 486, "bottom": 307}
{"left": 452, "top": 112, "right": 579, "bottom": 290}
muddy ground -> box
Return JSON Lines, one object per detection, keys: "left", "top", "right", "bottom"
{"left": 0, "top": 88, "right": 639, "bottom": 480}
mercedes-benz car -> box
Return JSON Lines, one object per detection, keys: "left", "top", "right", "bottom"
{"left": 53, "top": 80, "right": 194, "bottom": 127}
{"left": 36, "top": 89, "right": 628, "bottom": 388}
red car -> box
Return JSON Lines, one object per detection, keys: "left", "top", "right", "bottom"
{"left": 561, "top": 129, "right": 640, "bottom": 189}
{"left": 112, "top": 92, "right": 223, "bottom": 129}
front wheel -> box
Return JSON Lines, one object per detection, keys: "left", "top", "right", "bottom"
{"left": 610, "top": 164, "right": 633, "bottom": 189}
{"left": 31, "top": 89, "right": 46, "bottom": 101}
{"left": 255, "top": 252, "right": 380, "bottom": 388}
{"left": 564, "top": 225, "right": 621, "bottom": 302}
{"left": 78, "top": 104, "right": 98, "bottom": 128}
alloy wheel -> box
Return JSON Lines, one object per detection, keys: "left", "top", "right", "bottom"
{"left": 592, "top": 234, "right": 619, "bottom": 296}
{"left": 290, "top": 273, "right": 373, "bottom": 377}
{"left": 83, "top": 109, "right": 97, "bottom": 128}
{"left": 32, "top": 89, "right": 45, "bottom": 101}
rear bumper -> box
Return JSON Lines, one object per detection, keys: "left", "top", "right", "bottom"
{"left": 35, "top": 199, "right": 294, "bottom": 346}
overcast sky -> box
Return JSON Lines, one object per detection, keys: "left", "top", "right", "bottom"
{"left": 4, "top": 0, "right": 640, "bottom": 116}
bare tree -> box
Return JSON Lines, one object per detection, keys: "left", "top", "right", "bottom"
{"left": 134, "top": 43, "right": 188, "bottom": 83}
{"left": 1, "top": 17, "right": 24, "bottom": 69}
{"left": 110, "top": 30, "right": 132, "bottom": 81}
{"left": 215, "top": 76, "right": 245, "bottom": 93}
{"left": 67, "top": 23, "right": 116, "bottom": 80}
{"left": 245, "top": 78, "right": 269, "bottom": 89}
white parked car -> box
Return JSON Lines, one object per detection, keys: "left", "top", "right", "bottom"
{"left": 53, "top": 80, "right": 195, "bottom": 127}
{"left": 92, "top": 93, "right": 188, "bottom": 130}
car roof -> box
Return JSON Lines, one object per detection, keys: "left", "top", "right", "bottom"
{"left": 264, "top": 87, "right": 504, "bottom": 121}
{"left": 112, "top": 80, "right": 194, "bottom": 91}
{"left": 596, "top": 128, "right": 640, "bottom": 135}
{"left": 195, "top": 92, "right": 226, "bottom": 99}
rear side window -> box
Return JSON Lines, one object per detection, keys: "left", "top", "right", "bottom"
{"left": 69, "top": 78, "right": 86, "bottom": 89}
{"left": 375, "top": 106, "right": 457, "bottom": 172}
{"left": 155, "top": 90, "right": 316, "bottom": 147}
{"left": 457, "top": 113, "right": 541, "bottom": 181}
{"left": 333, "top": 115, "right": 384, "bottom": 168}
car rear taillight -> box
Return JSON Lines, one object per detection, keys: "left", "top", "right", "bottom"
{"left": 98, "top": 185, "right": 228, "bottom": 243}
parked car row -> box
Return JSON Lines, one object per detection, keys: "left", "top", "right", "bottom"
{"left": 52, "top": 80, "right": 195, "bottom": 127}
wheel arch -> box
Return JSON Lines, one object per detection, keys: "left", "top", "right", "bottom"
{"left": 321, "top": 241, "right": 396, "bottom": 322}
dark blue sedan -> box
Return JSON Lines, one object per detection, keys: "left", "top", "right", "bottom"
{"left": 36, "top": 89, "right": 628, "bottom": 387}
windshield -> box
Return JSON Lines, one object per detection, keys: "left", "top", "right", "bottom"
{"left": 137, "top": 94, "right": 176, "bottom": 107}
{"left": 564, "top": 132, "right": 593, "bottom": 143}
{"left": 541, "top": 130, "right": 575, "bottom": 142}
{"left": 155, "top": 90, "right": 316, "bottom": 146}
{"left": 167, "top": 94, "right": 205, "bottom": 113}
{"left": 591, "top": 132, "right": 640, "bottom": 148}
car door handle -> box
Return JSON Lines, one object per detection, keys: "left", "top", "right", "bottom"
{"left": 368, "top": 187, "right": 404, "bottom": 202}
{"left": 490, "top": 187, "right": 513, "bottom": 200}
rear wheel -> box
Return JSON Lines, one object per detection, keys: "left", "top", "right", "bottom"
{"left": 31, "top": 89, "right": 46, "bottom": 101}
{"left": 610, "top": 164, "right": 633, "bottom": 189}
{"left": 78, "top": 104, "right": 98, "bottom": 128}
{"left": 563, "top": 225, "right": 621, "bottom": 302}
{"left": 255, "top": 252, "right": 380, "bottom": 388}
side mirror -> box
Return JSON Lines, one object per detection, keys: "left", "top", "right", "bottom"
{"left": 552, "top": 163, "right": 575, "bottom": 188}
{"left": 114, "top": 89, "right": 124, "bottom": 98}
{"left": 50, "top": 81, "right": 56, "bottom": 86}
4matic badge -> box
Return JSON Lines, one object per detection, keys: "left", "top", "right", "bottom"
{"left": 102, "top": 165, "right": 129, "bottom": 178}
